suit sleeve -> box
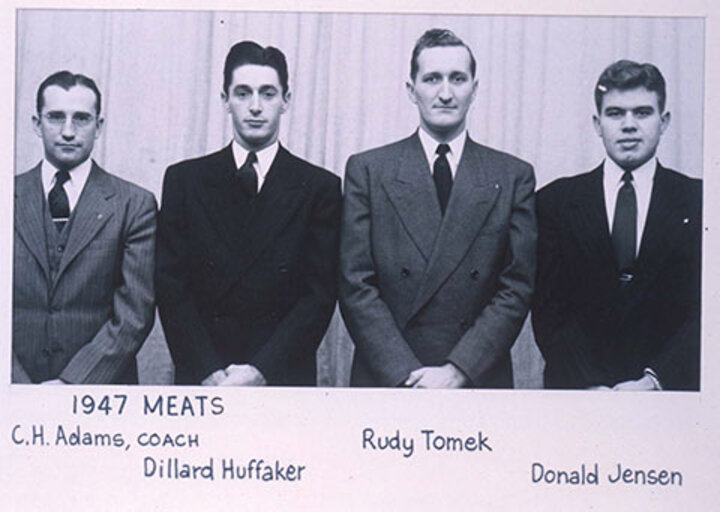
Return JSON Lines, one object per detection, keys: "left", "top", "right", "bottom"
{"left": 155, "top": 166, "right": 225, "bottom": 383}
{"left": 531, "top": 184, "right": 609, "bottom": 388}
{"left": 339, "top": 155, "right": 423, "bottom": 386}
{"left": 248, "top": 174, "right": 342, "bottom": 384}
{"left": 445, "top": 162, "right": 537, "bottom": 385}
{"left": 59, "top": 191, "right": 157, "bottom": 384}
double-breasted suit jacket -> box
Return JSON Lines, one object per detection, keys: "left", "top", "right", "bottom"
{"left": 155, "top": 144, "right": 341, "bottom": 385}
{"left": 532, "top": 163, "right": 701, "bottom": 390}
{"left": 13, "top": 162, "right": 157, "bottom": 384}
{"left": 339, "top": 133, "right": 537, "bottom": 388}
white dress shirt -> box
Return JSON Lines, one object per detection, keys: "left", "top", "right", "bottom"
{"left": 231, "top": 140, "right": 279, "bottom": 193}
{"left": 41, "top": 158, "right": 93, "bottom": 213}
{"left": 417, "top": 127, "right": 467, "bottom": 179}
{"left": 603, "top": 157, "right": 657, "bottom": 256}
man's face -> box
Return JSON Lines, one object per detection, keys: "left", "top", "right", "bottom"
{"left": 222, "top": 64, "right": 290, "bottom": 151}
{"left": 406, "top": 45, "right": 477, "bottom": 141}
{"left": 32, "top": 85, "right": 103, "bottom": 171}
{"left": 593, "top": 86, "right": 670, "bottom": 171}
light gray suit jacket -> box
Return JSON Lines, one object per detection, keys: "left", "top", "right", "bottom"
{"left": 13, "top": 162, "right": 157, "bottom": 384}
{"left": 339, "top": 133, "right": 536, "bottom": 387}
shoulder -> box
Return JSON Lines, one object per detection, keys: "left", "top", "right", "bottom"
{"left": 347, "top": 135, "right": 415, "bottom": 166}
{"left": 165, "top": 146, "right": 229, "bottom": 178}
{"left": 657, "top": 165, "right": 702, "bottom": 193}
{"left": 278, "top": 146, "right": 340, "bottom": 189}
{"left": 94, "top": 165, "right": 156, "bottom": 208}
{"left": 468, "top": 139, "right": 533, "bottom": 175}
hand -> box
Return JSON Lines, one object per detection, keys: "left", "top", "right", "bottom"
{"left": 404, "top": 363, "right": 468, "bottom": 389}
{"left": 41, "top": 379, "right": 65, "bottom": 385}
{"left": 612, "top": 375, "right": 658, "bottom": 391}
{"left": 219, "top": 364, "right": 267, "bottom": 387}
{"left": 587, "top": 385, "right": 611, "bottom": 390}
{"left": 201, "top": 369, "right": 227, "bottom": 386}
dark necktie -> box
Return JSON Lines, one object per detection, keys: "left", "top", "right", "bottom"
{"left": 612, "top": 170, "right": 637, "bottom": 273}
{"left": 48, "top": 169, "right": 71, "bottom": 231}
{"left": 433, "top": 143, "right": 452, "bottom": 214}
{"left": 235, "top": 151, "right": 258, "bottom": 197}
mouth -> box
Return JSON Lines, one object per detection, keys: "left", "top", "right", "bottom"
{"left": 433, "top": 106, "right": 457, "bottom": 111}
{"left": 617, "top": 138, "right": 642, "bottom": 149}
{"left": 56, "top": 143, "right": 81, "bottom": 150}
{"left": 244, "top": 119, "right": 266, "bottom": 128}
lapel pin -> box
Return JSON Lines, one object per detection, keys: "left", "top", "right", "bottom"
{"left": 683, "top": 218, "right": 689, "bottom": 224}
{"left": 97, "top": 213, "right": 103, "bottom": 220}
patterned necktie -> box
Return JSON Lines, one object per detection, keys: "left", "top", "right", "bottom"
{"left": 49, "top": 169, "right": 71, "bottom": 231}
{"left": 612, "top": 170, "right": 637, "bottom": 273}
{"left": 433, "top": 143, "right": 452, "bottom": 214}
{"left": 235, "top": 151, "right": 258, "bottom": 197}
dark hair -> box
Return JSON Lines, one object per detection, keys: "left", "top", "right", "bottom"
{"left": 36, "top": 71, "right": 102, "bottom": 116}
{"left": 410, "top": 28, "right": 476, "bottom": 81}
{"left": 223, "top": 40, "right": 289, "bottom": 95}
{"left": 594, "top": 60, "right": 667, "bottom": 113}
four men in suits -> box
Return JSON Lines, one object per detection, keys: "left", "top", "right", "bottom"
{"left": 155, "top": 41, "right": 342, "bottom": 386}
{"left": 13, "top": 45, "right": 701, "bottom": 390}
{"left": 339, "top": 29, "right": 537, "bottom": 388}
{"left": 13, "top": 71, "right": 157, "bottom": 384}
{"left": 532, "top": 60, "right": 701, "bottom": 391}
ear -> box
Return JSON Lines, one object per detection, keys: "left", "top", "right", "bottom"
{"left": 32, "top": 114, "right": 42, "bottom": 138}
{"left": 94, "top": 117, "right": 105, "bottom": 140}
{"left": 220, "top": 90, "right": 230, "bottom": 113}
{"left": 660, "top": 110, "right": 671, "bottom": 134}
{"left": 470, "top": 79, "right": 478, "bottom": 103}
{"left": 280, "top": 90, "right": 292, "bottom": 113}
{"left": 592, "top": 114, "right": 602, "bottom": 137}
{"left": 406, "top": 81, "right": 417, "bottom": 105}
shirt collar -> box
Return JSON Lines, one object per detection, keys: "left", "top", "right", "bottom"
{"left": 41, "top": 157, "right": 93, "bottom": 193}
{"left": 417, "top": 127, "right": 467, "bottom": 170}
{"left": 231, "top": 139, "right": 279, "bottom": 181}
{"left": 603, "top": 156, "right": 657, "bottom": 188}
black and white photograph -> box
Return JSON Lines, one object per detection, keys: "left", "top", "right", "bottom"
{"left": 1, "top": 1, "right": 718, "bottom": 510}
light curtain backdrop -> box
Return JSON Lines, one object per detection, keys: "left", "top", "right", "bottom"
{"left": 14, "top": 10, "right": 704, "bottom": 387}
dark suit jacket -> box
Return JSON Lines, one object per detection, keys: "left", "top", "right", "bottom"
{"left": 13, "top": 162, "right": 157, "bottom": 384}
{"left": 339, "top": 133, "right": 537, "bottom": 388}
{"left": 532, "top": 163, "right": 701, "bottom": 390}
{"left": 156, "top": 144, "right": 341, "bottom": 385}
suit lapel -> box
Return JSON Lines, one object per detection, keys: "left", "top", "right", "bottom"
{"left": 214, "top": 145, "right": 309, "bottom": 299}
{"left": 14, "top": 164, "right": 51, "bottom": 281}
{"left": 409, "top": 139, "right": 500, "bottom": 317}
{"left": 55, "top": 162, "right": 114, "bottom": 282}
{"left": 381, "top": 134, "right": 442, "bottom": 261}
{"left": 566, "top": 165, "right": 616, "bottom": 272}
{"left": 195, "top": 144, "right": 247, "bottom": 254}
{"left": 635, "top": 164, "right": 687, "bottom": 273}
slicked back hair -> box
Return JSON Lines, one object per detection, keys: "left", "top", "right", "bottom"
{"left": 223, "top": 40, "right": 289, "bottom": 96}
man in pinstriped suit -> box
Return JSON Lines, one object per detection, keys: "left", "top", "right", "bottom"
{"left": 12, "top": 71, "right": 157, "bottom": 384}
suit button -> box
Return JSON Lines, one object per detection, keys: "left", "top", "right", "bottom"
{"left": 206, "top": 260, "right": 215, "bottom": 270}
{"left": 279, "top": 265, "right": 288, "bottom": 274}
{"left": 401, "top": 267, "right": 411, "bottom": 277}
{"left": 470, "top": 269, "right": 480, "bottom": 280}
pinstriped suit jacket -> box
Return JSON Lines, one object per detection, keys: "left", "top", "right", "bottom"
{"left": 13, "top": 162, "right": 157, "bottom": 384}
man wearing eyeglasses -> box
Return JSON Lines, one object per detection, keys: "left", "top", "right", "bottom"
{"left": 12, "top": 70, "right": 157, "bottom": 384}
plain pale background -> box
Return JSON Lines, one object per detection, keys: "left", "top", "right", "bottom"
{"left": 2, "top": 1, "right": 720, "bottom": 511}
{"left": 13, "top": 10, "right": 704, "bottom": 387}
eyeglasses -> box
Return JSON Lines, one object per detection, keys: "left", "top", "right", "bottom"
{"left": 42, "top": 112, "right": 96, "bottom": 128}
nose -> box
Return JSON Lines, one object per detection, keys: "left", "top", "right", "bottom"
{"left": 60, "top": 118, "right": 76, "bottom": 139}
{"left": 438, "top": 79, "right": 453, "bottom": 103}
{"left": 249, "top": 93, "right": 262, "bottom": 115}
{"left": 620, "top": 112, "right": 637, "bottom": 131}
